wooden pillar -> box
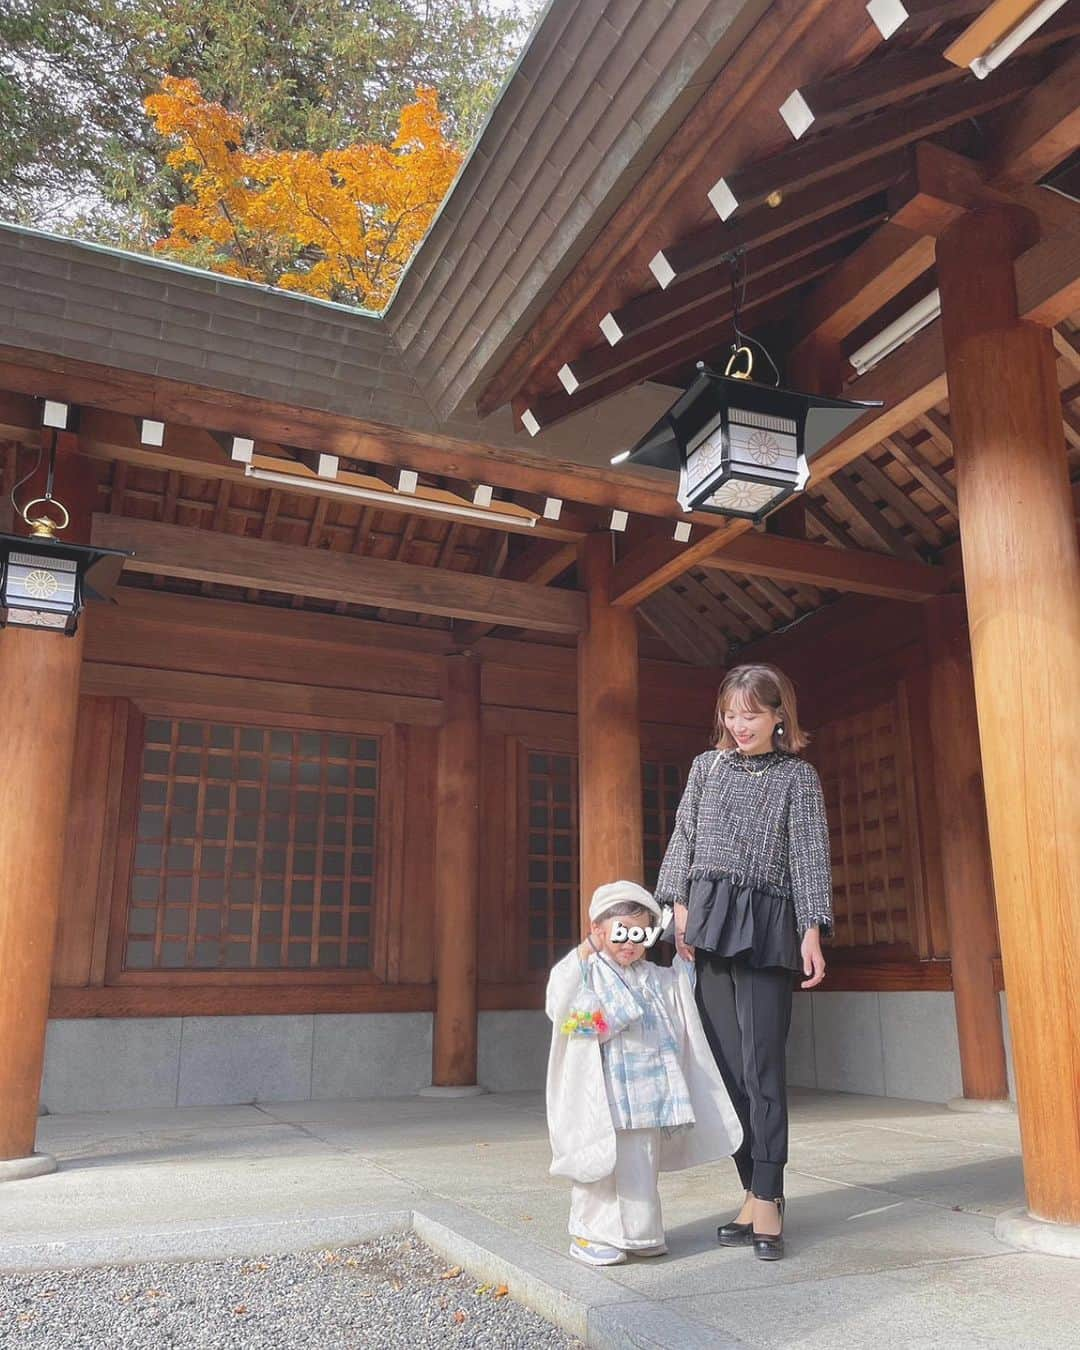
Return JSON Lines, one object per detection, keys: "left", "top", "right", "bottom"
{"left": 937, "top": 206, "right": 1080, "bottom": 1225}
{"left": 0, "top": 446, "right": 96, "bottom": 1164}
{"left": 577, "top": 533, "right": 643, "bottom": 933}
{"left": 923, "top": 594, "right": 1009, "bottom": 1103}
{"left": 431, "top": 653, "right": 481, "bottom": 1086}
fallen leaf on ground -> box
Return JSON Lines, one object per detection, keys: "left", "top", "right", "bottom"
{"left": 439, "top": 1267, "right": 462, "bottom": 1279}
{"left": 474, "top": 1283, "right": 491, "bottom": 1294}
{"left": 453, "top": 1310, "right": 467, "bottom": 1324}
{"left": 493, "top": 1285, "right": 509, "bottom": 1299}
{"left": 233, "top": 1305, "right": 248, "bottom": 1315}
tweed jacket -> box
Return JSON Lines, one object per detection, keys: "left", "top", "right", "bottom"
{"left": 655, "top": 749, "right": 834, "bottom": 938}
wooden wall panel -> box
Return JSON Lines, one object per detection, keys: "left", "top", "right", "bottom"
{"left": 393, "top": 724, "right": 438, "bottom": 987}
{"left": 52, "top": 696, "right": 130, "bottom": 987}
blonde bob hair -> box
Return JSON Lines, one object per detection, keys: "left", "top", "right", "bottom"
{"left": 713, "top": 663, "right": 809, "bottom": 754}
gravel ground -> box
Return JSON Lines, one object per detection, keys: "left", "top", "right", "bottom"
{"left": 0, "top": 1234, "right": 584, "bottom": 1349}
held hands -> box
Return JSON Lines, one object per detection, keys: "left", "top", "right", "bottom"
{"left": 674, "top": 902, "right": 695, "bottom": 964}
{"left": 800, "top": 926, "right": 826, "bottom": 989}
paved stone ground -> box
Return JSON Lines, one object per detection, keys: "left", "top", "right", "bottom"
{"left": 1, "top": 1089, "right": 1076, "bottom": 1348}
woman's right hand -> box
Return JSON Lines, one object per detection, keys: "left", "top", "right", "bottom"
{"left": 674, "top": 903, "right": 695, "bottom": 964}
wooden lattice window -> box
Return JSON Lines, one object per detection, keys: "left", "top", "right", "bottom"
{"left": 520, "top": 751, "right": 688, "bottom": 970}
{"left": 643, "top": 760, "right": 684, "bottom": 891}
{"left": 125, "top": 718, "right": 379, "bottom": 971}
{"left": 810, "top": 694, "right": 918, "bottom": 950}
{"left": 524, "top": 750, "right": 578, "bottom": 971}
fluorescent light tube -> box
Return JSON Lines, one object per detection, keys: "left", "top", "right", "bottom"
{"left": 849, "top": 289, "right": 941, "bottom": 376}
{"left": 969, "top": 0, "right": 1068, "bottom": 78}
{"left": 243, "top": 467, "right": 537, "bottom": 529}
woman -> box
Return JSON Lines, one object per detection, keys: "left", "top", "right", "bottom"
{"left": 656, "top": 663, "right": 831, "bottom": 1261}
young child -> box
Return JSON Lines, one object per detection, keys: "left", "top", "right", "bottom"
{"left": 545, "top": 880, "right": 743, "bottom": 1267}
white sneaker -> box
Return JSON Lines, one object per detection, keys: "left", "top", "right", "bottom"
{"left": 633, "top": 1243, "right": 668, "bottom": 1257}
{"left": 568, "top": 1237, "right": 627, "bottom": 1266}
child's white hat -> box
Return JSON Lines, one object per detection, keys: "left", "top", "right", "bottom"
{"left": 588, "top": 880, "right": 662, "bottom": 923}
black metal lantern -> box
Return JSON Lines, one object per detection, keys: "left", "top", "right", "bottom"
{"left": 0, "top": 499, "right": 130, "bottom": 635}
{"left": 612, "top": 354, "right": 881, "bottom": 522}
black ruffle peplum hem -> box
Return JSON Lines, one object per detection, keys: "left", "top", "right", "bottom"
{"left": 682, "top": 874, "right": 801, "bottom": 972}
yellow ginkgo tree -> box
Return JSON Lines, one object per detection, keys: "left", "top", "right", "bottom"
{"left": 145, "top": 76, "right": 462, "bottom": 309}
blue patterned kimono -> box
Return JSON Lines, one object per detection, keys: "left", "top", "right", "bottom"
{"left": 582, "top": 954, "right": 696, "bottom": 1133}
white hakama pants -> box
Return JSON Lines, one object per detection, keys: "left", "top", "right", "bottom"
{"left": 568, "top": 1127, "right": 663, "bottom": 1249}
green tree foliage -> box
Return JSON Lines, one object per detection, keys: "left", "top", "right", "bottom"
{"left": 0, "top": 0, "right": 536, "bottom": 242}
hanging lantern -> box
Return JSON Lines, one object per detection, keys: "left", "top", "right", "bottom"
{"left": 610, "top": 249, "right": 881, "bottom": 522}
{"left": 0, "top": 499, "right": 130, "bottom": 636}
{"left": 612, "top": 352, "right": 880, "bottom": 522}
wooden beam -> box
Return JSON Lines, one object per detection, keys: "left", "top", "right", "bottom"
{"left": 785, "top": 46, "right": 961, "bottom": 138}
{"left": 649, "top": 153, "right": 906, "bottom": 291}
{"left": 526, "top": 250, "right": 846, "bottom": 431}
{"left": 826, "top": 470, "right": 927, "bottom": 560}
{"left": 610, "top": 522, "right": 747, "bottom": 610}
{"left": 804, "top": 498, "right": 853, "bottom": 549}
{"left": 988, "top": 43, "right": 1080, "bottom": 186}
{"left": 0, "top": 354, "right": 698, "bottom": 526}
{"left": 887, "top": 430, "right": 960, "bottom": 514}
{"left": 453, "top": 540, "right": 577, "bottom": 643}
{"left": 616, "top": 525, "right": 948, "bottom": 607}
{"left": 790, "top": 224, "right": 935, "bottom": 348}
{"left": 1052, "top": 325, "right": 1080, "bottom": 375}
{"left": 701, "top": 569, "right": 776, "bottom": 632}
{"left": 603, "top": 203, "right": 884, "bottom": 351}
{"left": 715, "top": 58, "right": 1035, "bottom": 219}
{"left": 851, "top": 451, "right": 947, "bottom": 546}
{"left": 554, "top": 239, "right": 859, "bottom": 398}
{"left": 90, "top": 515, "right": 586, "bottom": 634}
{"left": 638, "top": 592, "right": 727, "bottom": 667}
{"left": 697, "top": 530, "right": 948, "bottom": 600}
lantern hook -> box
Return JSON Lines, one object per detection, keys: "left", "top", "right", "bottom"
{"left": 10, "top": 430, "right": 71, "bottom": 538}
{"left": 727, "top": 248, "right": 781, "bottom": 387}
{"left": 724, "top": 346, "right": 754, "bottom": 380}
{"left": 21, "top": 497, "right": 71, "bottom": 538}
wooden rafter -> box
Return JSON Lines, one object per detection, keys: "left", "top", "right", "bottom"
{"left": 825, "top": 471, "right": 926, "bottom": 560}
{"left": 852, "top": 451, "right": 947, "bottom": 546}
{"left": 475, "top": 0, "right": 881, "bottom": 417}
{"left": 91, "top": 515, "right": 587, "bottom": 634}
{"left": 638, "top": 590, "right": 728, "bottom": 668}
{"left": 886, "top": 429, "right": 959, "bottom": 514}
{"left": 647, "top": 153, "right": 907, "bottom": 293}
{"left": 596, "top": 202, "right": 885, "bottom": 356}
{"left": 709, "top": 58, "right": 1035, "bottom": 221}
{"left": 525, "top": 246, "right": 849, "bottom": 431}
{"left": 619, "top": 527, "right": 948, "bottom": 605}
{"left": 988, "top": 43, "right": 1080, "bottom": 185}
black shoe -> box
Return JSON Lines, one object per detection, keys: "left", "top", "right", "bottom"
{"left": 751, "top": 1196, "right": 785, "bottom": 1261}
{"left": 716, "top": 1214, "right": 754, "bottom": 1247}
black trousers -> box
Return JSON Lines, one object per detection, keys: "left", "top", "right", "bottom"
{"left": 694, "top": 951, "right": 793, "bottom": 1199}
